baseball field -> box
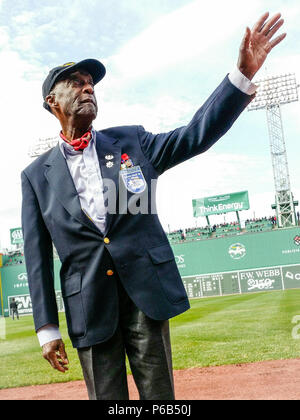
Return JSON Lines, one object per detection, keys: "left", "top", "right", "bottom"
{"left": 1, "top": 288, "right": 300, "bottom": 396}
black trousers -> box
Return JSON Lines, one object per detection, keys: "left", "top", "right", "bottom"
{"left": 11, "top": 309, "right": 19, "bottom": 320}
{"left": 77, "top": 277, "right": 175, "bottom": 400}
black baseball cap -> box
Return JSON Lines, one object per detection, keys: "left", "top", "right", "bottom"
{"left": 42, "top": 58, "right": 106, "bottom": 112}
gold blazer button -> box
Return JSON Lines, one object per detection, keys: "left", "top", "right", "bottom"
{"left": 106, "top": 270, "right": 114, "bottom": 276}
{"left": 104, "top": 237, "right": 110, "bottom": 244}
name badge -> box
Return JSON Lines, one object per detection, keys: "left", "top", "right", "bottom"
{"left": 120, "top": 166, "right": 146, "bottom": 194}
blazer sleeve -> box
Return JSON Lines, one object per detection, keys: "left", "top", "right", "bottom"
{"left": 21, "top": 170, "right": 59, "bottom": 332}
{"left": 137, "top": 75, "right": 254, "bottom": 175}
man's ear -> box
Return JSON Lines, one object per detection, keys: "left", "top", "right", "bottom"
{"left": 45, "top": 94, "right": 58, "bottom": 111}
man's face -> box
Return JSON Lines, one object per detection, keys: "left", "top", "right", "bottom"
{"left": 50, "top": 70, "right": 98, "bottom": 120}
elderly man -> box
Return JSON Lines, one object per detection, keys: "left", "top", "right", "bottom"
{"left": 21, "top": 12, "right": 285, "bottom": 400}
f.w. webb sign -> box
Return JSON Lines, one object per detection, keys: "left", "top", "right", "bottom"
{"left": 192, "top": 191, "right": 250, "bottom": 217}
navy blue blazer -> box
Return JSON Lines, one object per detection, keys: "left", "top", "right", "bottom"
{"left": 21, "top": 76, "right": 253, "bottom": 348}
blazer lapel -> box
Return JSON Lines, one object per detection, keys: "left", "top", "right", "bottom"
{"left": 94, "top": 131, "right": 121, "bottom": 234}
{"left": 44, "top": 144, "right": 102, "bottom": 236}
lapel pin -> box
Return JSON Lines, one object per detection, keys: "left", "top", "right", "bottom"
{"left": 121, "top": 153, "right": 134, "bottom": 170}
{"left": 105, "top": 155, "right": 114, "bottom": 160}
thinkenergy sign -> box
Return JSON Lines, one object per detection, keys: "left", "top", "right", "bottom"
{"left": 192, "top": 191, "right": 250, "bottom": 217}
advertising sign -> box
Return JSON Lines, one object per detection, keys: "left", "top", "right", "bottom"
{"left": 8, "top": 294, "right": 32, "bottom": 316}
{"left": 7, "top": 291, "right": 64, "bottom": 317}
{"left": 239, "top": 267, "right": 282, "bottom": 293}
{"left": 192, "top": 191, "right": 250, "bottom": 217}
{"left": 10, "top": 228, "right": 23, "bottom": 245}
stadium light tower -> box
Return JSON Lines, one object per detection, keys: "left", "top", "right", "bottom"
{"left": 28, "top": 136, "right": 58, "bottom": 158}
{"left": 248, "top": 72, "right": 299, "bottom": 228}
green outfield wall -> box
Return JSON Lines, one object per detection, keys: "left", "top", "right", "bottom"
{"left": 172, "top": 227, "right": 300, "bottom": 298}
{"left": 0, "top": 258, "right": 63, "bottom": 318}
{"left": 0, "top": 227, "right": 300, "bottom": 316}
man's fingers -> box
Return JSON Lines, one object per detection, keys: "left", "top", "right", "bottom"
{"left": 266, "top": 19, "right": 284, "bottom": 40}
{"left": 240, "top": 27, "right": 251, "bottom": 51}
{"left": 42, "top": 339, "right": 69, "bottom": 373}
{"left": 59, "top": 342, "right": 69, "bottom": 365}
{"left": 56, "top": 354, "right": 68, "bottom": 364}
{"left": 269, "top": 33, "right": 287, "bottom": 51}
{"left": 252, "top": 11, "right": 270, "bottom": 33}
{"left": 46, "top": 352, "right": 68, "bottom": 373}
{"left": 260, "top": 12, "right": 282, "bottom": 35}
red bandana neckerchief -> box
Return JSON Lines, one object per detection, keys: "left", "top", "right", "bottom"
{"left": 60, "top": 130, "right": 92, "bottom": 151}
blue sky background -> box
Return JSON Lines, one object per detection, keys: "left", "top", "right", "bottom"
{"left": 0, "top": 0, "right": 299, "bottom": 248}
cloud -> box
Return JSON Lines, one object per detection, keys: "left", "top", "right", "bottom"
{"left": 108, "top": 0, "right": 261, "bottom": 81}
{"left": 12, "top": 10, "right": 35, "bottom": 25}
{"left": 98, "top": 92, "right": 195, "bottom": 132}
{"left": 0, "top": 28, "right": 60, "bottom": 248}
{"left": 5, "top": 0, "right": 194, "bottom": 69}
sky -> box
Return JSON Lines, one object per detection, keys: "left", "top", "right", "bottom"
{"left": 0, "top": 0, "right": 300, "bottom": 250}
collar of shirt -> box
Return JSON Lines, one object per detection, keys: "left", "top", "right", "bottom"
{"left": 58, "top": 128, "right": 96, "bottom": 159}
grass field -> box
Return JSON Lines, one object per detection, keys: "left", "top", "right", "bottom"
{"left": 1, "top": 289, "right": 300, "bottom": 389}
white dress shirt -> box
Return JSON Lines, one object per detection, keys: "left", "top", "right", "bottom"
{"left": 37, "top": 67, "right": 257, "bottom": 346}
{"left": 59, "top": 127, "right": 107, "bottom": 233}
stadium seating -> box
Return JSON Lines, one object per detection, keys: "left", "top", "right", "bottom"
{"left": 166, "top": 217, "right": 276, "bottom": 244}
{"left": 245, "top": 219, "right": 274, "bottom": 233}
{"left": 214, "top": 224, "right": 241, "bottom": 238}
{"left": 167, "top": 232, "right": 184, "bottom": 244}
{"left": 2, "top": 254, "right": 24, "bottom": 266}
{"left": 185, "top": 228, "right": 211, "bottom": 241}
{"left": 167, "top": 227, "right": 211, "bottom": 243}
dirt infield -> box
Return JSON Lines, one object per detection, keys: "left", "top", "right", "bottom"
{"left": 1, "top": 359, "right": 300, "bottom": 400}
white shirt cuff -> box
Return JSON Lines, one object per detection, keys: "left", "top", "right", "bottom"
{"left": 37, "top": 325, "right": 62, "bottom": 347}
{"left": 228, "top": 67, "right": 258, "bottom": 96}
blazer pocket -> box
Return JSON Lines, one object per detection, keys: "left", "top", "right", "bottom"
{"left": 62, "top": 273, "right": 86, "bottom": 338}
{"left": 148, "top": 244, "right": 187, "bottom": 304}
